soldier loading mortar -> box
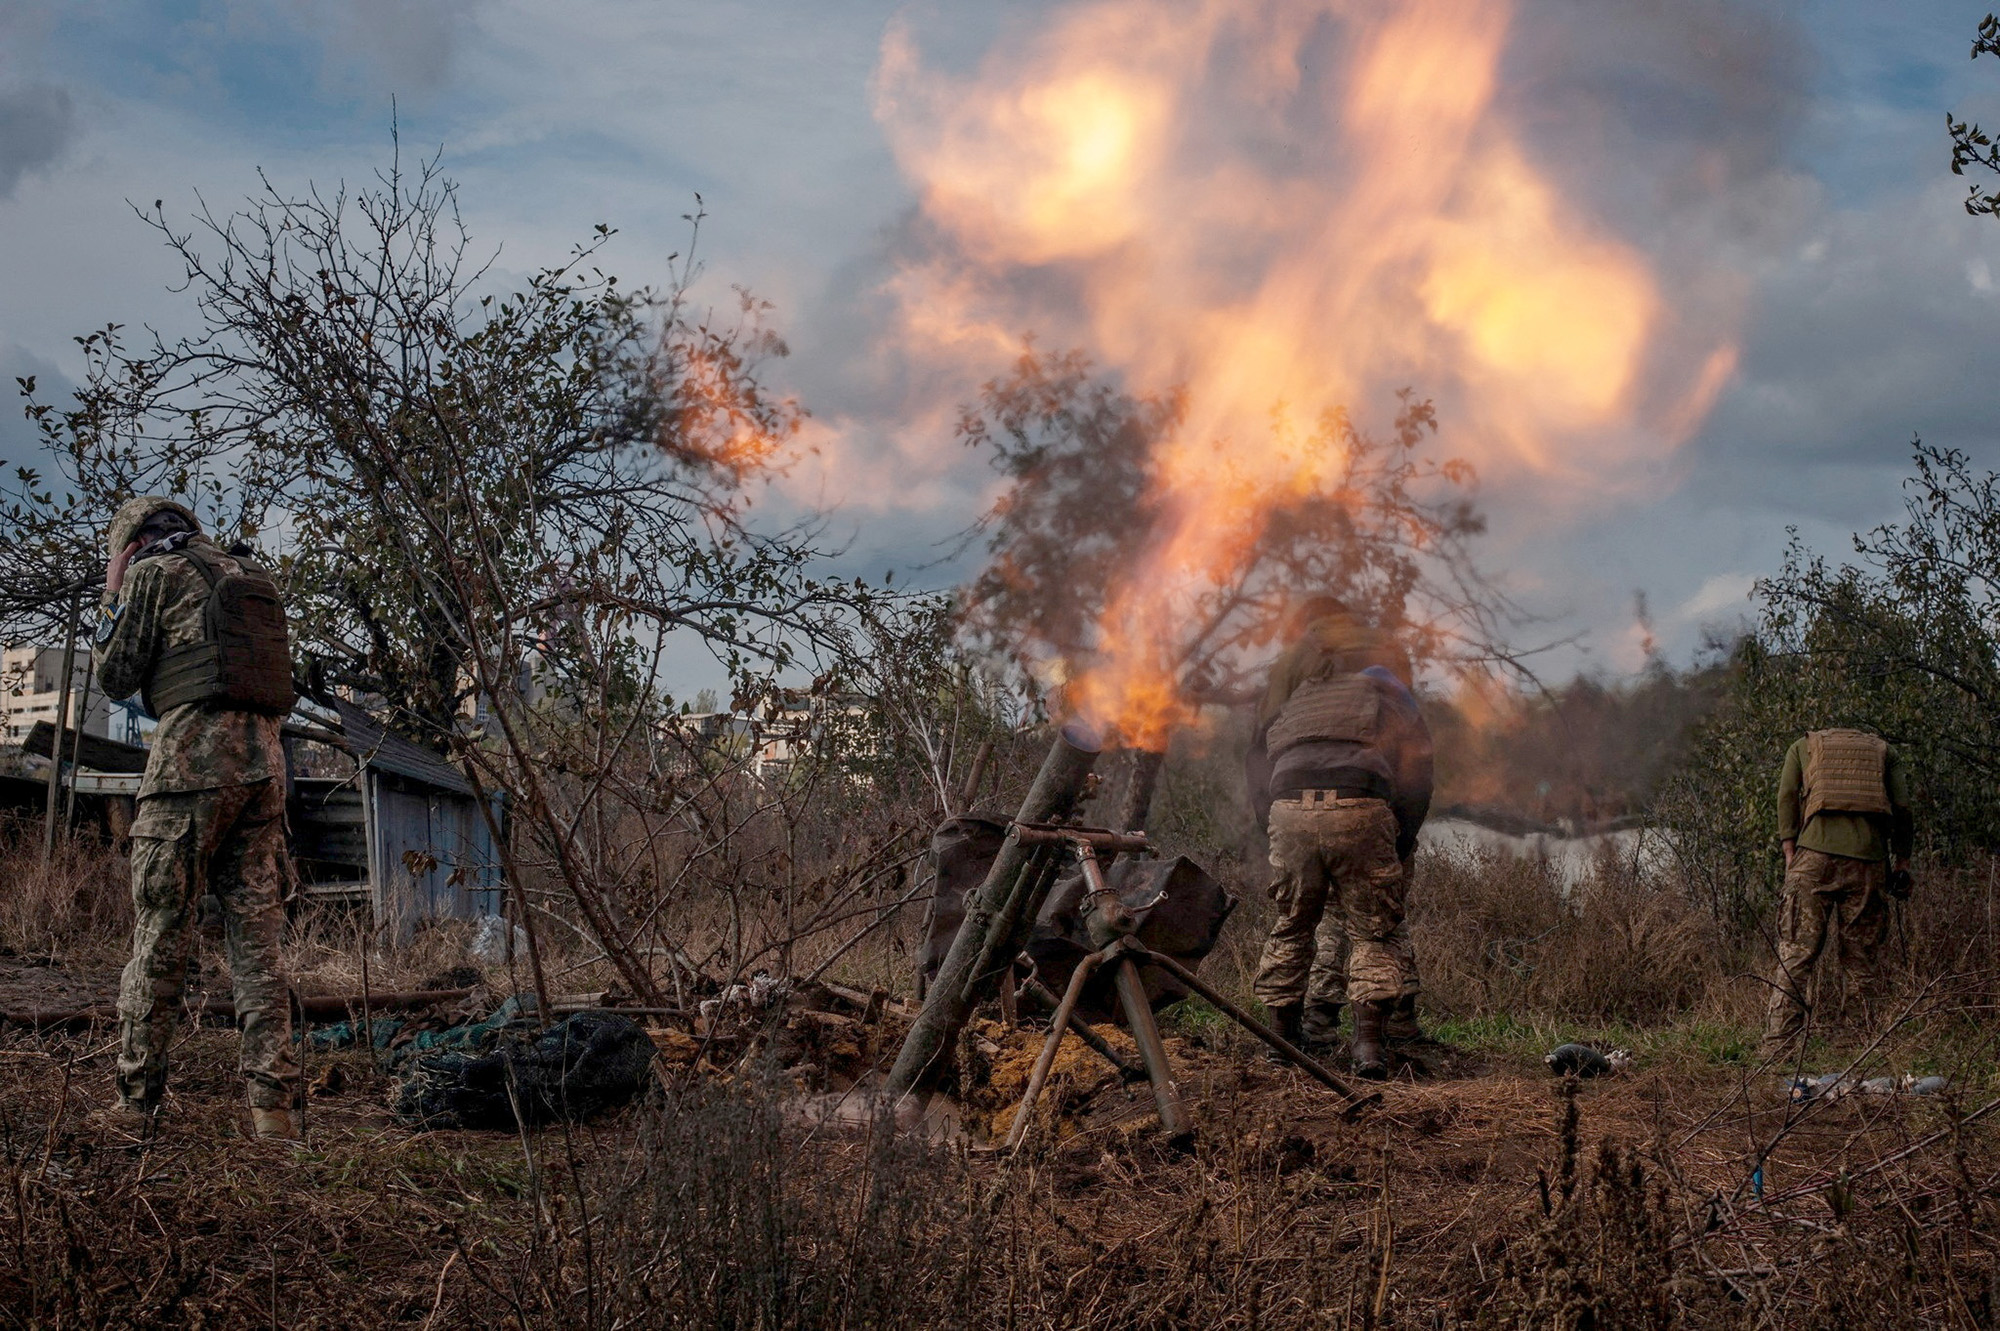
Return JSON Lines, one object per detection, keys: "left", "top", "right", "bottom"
{"left": 1248, "top": 596, "right": 1434, "bottom": 1079}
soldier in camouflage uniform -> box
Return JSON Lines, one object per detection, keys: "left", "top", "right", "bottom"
{"left": 1761, "top": 728, "right": 1914, "bottom": 1056}
{"left": 1249, "top": 597, "right": 1431, "bottom": 1079}
{"left": 91, "top": 497, "right": 301, "bottom": 1139}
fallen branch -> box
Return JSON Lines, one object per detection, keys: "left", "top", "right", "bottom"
{"left": 3, "top": 987, "right": 476, "bottom": 1030}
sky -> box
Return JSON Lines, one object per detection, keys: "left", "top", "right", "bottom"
{"left": 3, "top": 1, "right": 2000, "bottom": 690}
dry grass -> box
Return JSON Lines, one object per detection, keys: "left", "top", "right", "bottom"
{"left": 1409, "top": 847, "right": 1747, "bottom": 1029}
{"left": 8, "top": 830, "right": 2000, "bottom": 1325}
{"left": 6, "top": 1013, "right": 1999, "bottom": 1328}
{"left": 0, "top": 820, "right": 131, "bottom": 966}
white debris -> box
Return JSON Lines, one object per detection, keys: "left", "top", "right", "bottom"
{"left": 698, "top": 971, "right": 786, "bottom": 1026}
{"left": 468, "top": 914, "right": 529, "bottom": 966}
{"left": 1789, "top": 1072, "right": 1950, "bottom": 1102}
{"left": 1418, "top": 817, "right": 1678, "bottom": 893}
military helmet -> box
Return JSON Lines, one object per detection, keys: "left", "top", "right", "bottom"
{"left": 1290, "top": 593, "right": 1353, "bottom": 636}
{"left": 105, "top": 496, "right": 200, "bottom": 562}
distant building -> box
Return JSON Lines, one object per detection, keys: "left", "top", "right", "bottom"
{"left": 2, "top": 645, "right": 110, "bottom": 747}
{"left": 662, "top": 692, "right": 873, "bottom": 780}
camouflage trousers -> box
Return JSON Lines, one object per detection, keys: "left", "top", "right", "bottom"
{"left": 117, "top": 781, "right": 298, "bottom": 1111}
{"left": 1254, "top": 795, "right": 1415, "bottom": 1009}
{"left": 1296, "top": 854, "right": 1420, "bottom": 1011}
{"left": 1761, "top": 849, "right": 1894, "bottom": 1054}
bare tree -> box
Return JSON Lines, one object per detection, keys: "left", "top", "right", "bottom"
{"left": 7, "top": 142, "right": 853, "bottom": 744}
{"left": 956, "top": 343, "right": 1520, "bottom": 709}
{"left": 3, "top": 142, "right": 898, "bottom": 1005}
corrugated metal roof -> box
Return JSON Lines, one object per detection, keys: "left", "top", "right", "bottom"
{"left": 332, "top": 699, "right": 475, "bottom": 796}
{"left": 23, "top": 721, "right": 149, "bottom": 774}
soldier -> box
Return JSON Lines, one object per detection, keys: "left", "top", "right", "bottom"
{"left": 1761, "top": 726, "right": 1914, "bottom": 1056}
{"left": 1249, "top": 597, "right": 1432, "bottom": 1079}
{"left": 90, "top": 497, "right": 302, "bottom": 1139}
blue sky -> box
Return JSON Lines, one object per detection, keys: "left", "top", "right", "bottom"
{"left": 5, "top": 1, "right": 2000, "bottom": 686}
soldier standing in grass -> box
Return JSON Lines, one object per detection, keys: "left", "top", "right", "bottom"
{"left": 1249, "top": 596, "right": 1432, "bottom": 1079}
{"left": 89, "top": 496, "right": 302, "bottom": 1139}
{"left": 1761, "top": 727, "right": 1914, "bottom": 1057}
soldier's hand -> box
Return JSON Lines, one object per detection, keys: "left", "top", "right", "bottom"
{"left": 106, "top": 540, "right": 141, "bottom": 596}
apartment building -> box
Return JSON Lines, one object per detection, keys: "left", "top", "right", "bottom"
{"left": 2, "top": 645, "right": 111, "bottom": 746}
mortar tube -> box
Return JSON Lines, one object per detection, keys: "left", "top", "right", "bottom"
{"left": 959, "top": 843, "right": 1060, "bottom": 1006}
{"left": 1114, "top": 748, "right": 1165, "bottom": 836}
{"left": 886, "top": 724, "right": 1101, "bottom": 1100}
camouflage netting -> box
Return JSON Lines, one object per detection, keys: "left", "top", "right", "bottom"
{"left": 392, "top": 1011, "right": 656, "bottom": 1131}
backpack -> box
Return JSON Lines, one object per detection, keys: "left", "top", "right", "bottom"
{"left": 143, "top": 545, "right": 297, "bottom": 717}
{"left": 1801, "top": 728, "right": 1891, "bottom": 821}
{"left": 1265, "top": 671, "right": 1384, "bottom": 757}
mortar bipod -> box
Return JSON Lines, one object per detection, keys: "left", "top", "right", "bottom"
{"left": 1004, "top": 835, "right": 1382, "bottom": 1152}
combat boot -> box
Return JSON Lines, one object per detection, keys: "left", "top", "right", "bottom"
{"left": 1263, "top": 1004, "right": 1303, "bottom": 1062}
{"left": 1384, "top": 994, "right": 1424, "bottom": 1043}
{"left": 250, "top": 1107, "right": 302, "bottom": 1141}
{"left": 1301, "top": 1001, "right": 1344, "bottom": 1050}
{"left": 1350, "top": 1001, "right": 1389, "bottom": 1080}
{"left": 87, "top": 1099, "right": 156, "bottom": 1140}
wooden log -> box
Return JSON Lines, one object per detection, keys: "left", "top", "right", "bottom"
{"left": 3, "top": 987, "right": 476, "bottom": 1030}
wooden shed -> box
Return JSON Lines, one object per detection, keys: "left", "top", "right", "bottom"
{"left": 37, "top": 703, "right": 503, "bottom": 943}
{"left": 292, "top": 701, "right": 503, "bottom": 940}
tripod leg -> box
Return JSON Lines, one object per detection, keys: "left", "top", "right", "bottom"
{"left": 1021, "top": 976, "right": 1144, "bottom": 1079}
{"left": 1142, "top": 950, "right": 1379, "bottom": 1116}
{"left": 1112, "top": 955, "right": 1190, "bottom": 1143}
{"left": 1006, "top": 952, "right": 1103, "bottom": 1151}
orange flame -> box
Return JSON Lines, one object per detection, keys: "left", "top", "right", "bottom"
{"left": 874, "top": 0, "right": 1739, "bottom": 748}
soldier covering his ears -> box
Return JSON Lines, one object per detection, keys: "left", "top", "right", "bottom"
{"left": 90, "top": 496, "right": 302, "bottom": 1140}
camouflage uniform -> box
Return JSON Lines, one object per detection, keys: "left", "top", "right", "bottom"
{"left": 1299, "top": 854, "right": 1420, "bottom": 1009}
{"left": 1255, "top": 795, "right": 1412, "bottom": 1009}
{"left": 1762, "top": 850, "right": 1893, "bottom": 1051}
{"left": 1250, "top": 614, "right": 1430, "bottom": 1017}
{"left": 93, "top": 498, "right": 297, "bottom": 1112}
{"left": 1761, "top": 733, "right": 1914, "bottom": 1054}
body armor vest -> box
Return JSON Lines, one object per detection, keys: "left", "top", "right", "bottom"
{"left": 1802, "top": 728, "right": 1891, "bottom": 822}
{"left": 1266, "top": 672, "right": 1383, "bottom": 757}
{"left": 143, "top": 546, "right": 297, "bottom": 718}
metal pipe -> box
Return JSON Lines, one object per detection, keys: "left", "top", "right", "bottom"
{"left": 1111, "top": 950, "right": 1190, "bottom": 1142}
{"left": 959, "top": 843, "right": 1058, "bottom": 1004}
{"left": 887, "top": 724, "right": 1102, "bottom": 1098}
{"left": 62, "top": 651, "right": 95, "bottom": 833}
{"left": 41, "top": 592, "right": 81, "bottom": 865}
{"left": 1005, "top": 950, "right": 1104, "bottom": 1151}
{"left": 1010, "top": 825, "right": 1152, "bottom": 855}
{"left": 1140, "top": 949, "right": 1379, "bottom": 1114}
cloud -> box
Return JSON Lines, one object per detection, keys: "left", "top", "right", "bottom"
{"left": 0, "top": 83, "right": 75, "bottom": 197}
{"left": 291, "top": 0, "right": 483, "bottom": 99}
{"left": 1674, "top": 572, "right": 1756, "bottom": 624}
{"left": 0, "top": 343, "right": 65, "bottom": 474}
